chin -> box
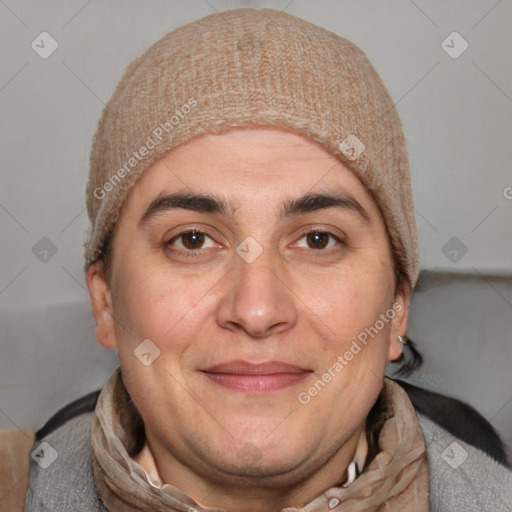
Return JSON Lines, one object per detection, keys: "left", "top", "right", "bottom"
{"left": 197, "top": 448, "right": 317, "bottom": 488}
{"left": 200, "top": 432, "right": 314, "bottom": 481}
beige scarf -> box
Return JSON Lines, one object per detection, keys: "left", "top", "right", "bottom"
{"left": 91, "top": 370, "right": 429, "bottom": 511}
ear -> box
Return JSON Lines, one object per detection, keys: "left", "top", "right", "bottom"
{"left": 85, "top": 260, "right": 117, "bottom": 349}
{"left": 387, "top": 281, "right": 412, "bottom": 362}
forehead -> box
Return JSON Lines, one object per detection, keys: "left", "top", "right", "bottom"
{"left": 128, "top": 128, "right": 378, "bottom": 215}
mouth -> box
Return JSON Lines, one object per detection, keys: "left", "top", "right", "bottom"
{"left": 201, "top": 360, "right": 313, "bottom": 393}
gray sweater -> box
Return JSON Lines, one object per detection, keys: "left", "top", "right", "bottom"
{"left": 24, "top": 412, "right": 512, "bottom": 511}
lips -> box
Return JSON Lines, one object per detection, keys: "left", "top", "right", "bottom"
{"left": 204, "top": 360, "right": 308, "bottom": 374}
{"left": 201, "top": 360, "right": 312, "bottom": 392}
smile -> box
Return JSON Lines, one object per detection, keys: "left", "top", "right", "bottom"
{"left": 201, "top": 360, "right": 313, "bottom": 392}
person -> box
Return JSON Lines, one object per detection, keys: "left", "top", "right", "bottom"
{"left": 3, "top": 7, "right": 510, "bottom": 511}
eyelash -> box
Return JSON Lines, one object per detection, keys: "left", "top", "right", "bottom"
{"left": 294, "top": 228, "right": 345, "bottom": 253}
{"left": 164, "top": 228, "right": 346, "bottom": 258}
{"left": 165, "top": 229, "right": 218, "bottom": 258}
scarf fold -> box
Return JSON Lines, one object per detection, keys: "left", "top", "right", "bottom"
{"left": 91, "top": 369, "right": 429, "bottom": 511}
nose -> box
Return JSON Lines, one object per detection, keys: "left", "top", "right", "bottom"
{"left": 216, "top": 248, "right": 298, "bottom": 339}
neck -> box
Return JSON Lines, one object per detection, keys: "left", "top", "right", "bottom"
{"left": 135, "top": 424, "right": 364, "bottom": 512}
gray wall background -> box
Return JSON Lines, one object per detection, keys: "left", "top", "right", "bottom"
{"left": 1, "top": 0, "right": 511, "bottom": 453}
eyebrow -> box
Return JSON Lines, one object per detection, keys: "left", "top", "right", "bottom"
{"left": 139, "top": 190, "right": 370, "bottom": 225}
{"left": 280, "top": 191, "right": 370, "bottom": 222}
{"left": 140, "top": 192, "right": 234, "bottom": 225}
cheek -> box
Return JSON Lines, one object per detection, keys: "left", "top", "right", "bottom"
{"left": 113, "top": 267, "right": 166, "bottom": 340}
{"left": 110, "top": 259, "right": 219, "bottom": 356}
{"left": 303, "top": 258, "right": 394, "bottom": 346}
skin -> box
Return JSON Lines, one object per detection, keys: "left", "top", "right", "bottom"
{"left": 86, "top": 127, "right": 410, "bottom": 512}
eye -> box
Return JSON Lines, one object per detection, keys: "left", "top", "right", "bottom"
{"left": 167, "top": 230, "right": 217, "bottom": 251}
{"left": 295, "top": 230, "right": 341, "bottom": 250}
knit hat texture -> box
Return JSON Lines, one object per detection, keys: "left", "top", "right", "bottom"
{"left": 85, "top": 8, "right": 419, "bottom": 287}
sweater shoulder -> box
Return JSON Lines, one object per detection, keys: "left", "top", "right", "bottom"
{"left": 23, "top": 390, "right": 512, "bottom": 511}
{"left": 417, "top": 413, "right": 512, "bottom": 512}
{"left": 24, "top": 412, "right": 106, "bottom": 512}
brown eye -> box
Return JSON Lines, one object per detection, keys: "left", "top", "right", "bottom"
{"left": 294, "top": 230, "right": 342, "bottom": 252}
{"left": 306, "top": 232, "right": 329, "bottom": 249}
{"left": 180, "top": 231, "right": 205, "bottom": 249}
{"left": 166, "top": 230, "right": 218, "bottom": 255}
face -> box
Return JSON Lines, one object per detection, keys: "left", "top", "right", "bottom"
{"left": 87, "top": 128, "right": 409, "bottom": 496}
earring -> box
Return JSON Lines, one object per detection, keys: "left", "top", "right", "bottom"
{"left": 398, "top": 335, "right": 407, "bottom": 345}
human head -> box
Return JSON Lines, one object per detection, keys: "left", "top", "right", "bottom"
{"left": 85, "top": 8, "right": 419, "bottom": 507}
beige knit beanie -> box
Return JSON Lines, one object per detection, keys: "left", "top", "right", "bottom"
{"left": 85, "top": 8, "right": 419, "bottom": 287}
